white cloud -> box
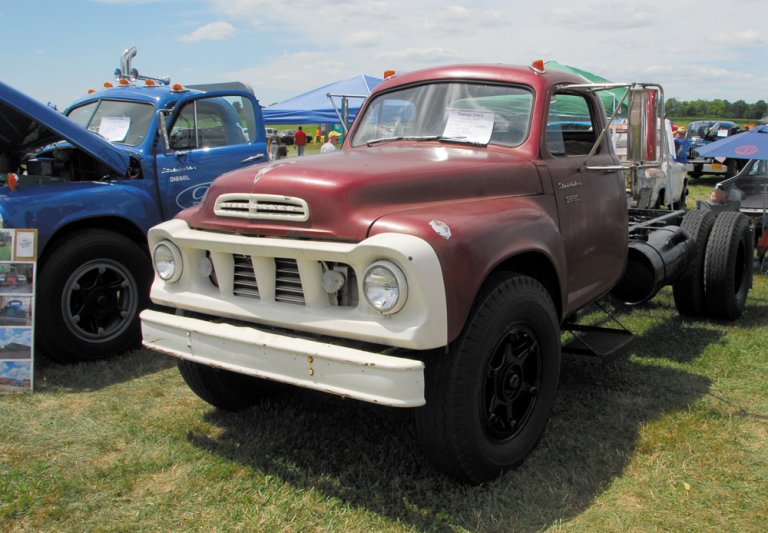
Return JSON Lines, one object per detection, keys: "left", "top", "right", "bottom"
{"left": 179, "top": 21, "right": 235, "bottom": 43}
{"left": 344, "top": 31, "right": 379, "bottom": 48}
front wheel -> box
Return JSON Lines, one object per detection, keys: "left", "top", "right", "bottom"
{"left": 37, "top": 230, "right": 152, "bottom": 363}
{"left": 178, "top": 359, "right": 286, "bottom": 411}
{"left": 415, "top": 273, "right": 561, "bottom": 484}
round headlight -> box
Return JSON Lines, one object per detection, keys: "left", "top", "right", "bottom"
{"left": 153, "top": 241, "right": 182, "bottom": 283}
{"left": 363, "top": 260, "right": 408, "bottom": 314}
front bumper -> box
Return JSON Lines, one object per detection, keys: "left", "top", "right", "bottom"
{"left": 141, "top": 309, "right": 425, "bottom": 406}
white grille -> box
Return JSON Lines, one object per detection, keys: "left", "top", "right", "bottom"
{"left": 214, "top": 193, "right": 309, "bottom": 221}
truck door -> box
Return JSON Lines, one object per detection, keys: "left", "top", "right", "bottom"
{"left": 155, "top": 91, "right": 267, "bottom": 218}
{"left": 544, "top": 91, "right": 628, "bottom": 312}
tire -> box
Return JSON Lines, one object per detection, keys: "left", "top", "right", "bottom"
{"left": 177, "top": 359, "right": 286, "bottom": 411}
{"left": 36, "top": 229, "right": 152, "bottom": 363}
{"left": 690, "top": 164, "right": 703, "bottom": 179}
{"left": 673, "top": 210, "right": 716, "bottom": 317}
{"left": 671, "top": 181, "right": 688, "bottom": 211}
{"left": 704, "top": 211, "right": 753, "bottom": 320}
{"left": 414, "top": 273, "right": 561, "bottom": 484}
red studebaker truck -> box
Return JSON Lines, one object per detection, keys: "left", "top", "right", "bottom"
{"left": 140, "top": 62, "right": 753, "bottom": 483}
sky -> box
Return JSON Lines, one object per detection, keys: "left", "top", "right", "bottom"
{"left": 2, "top": 0, "right": 767, "bottom": 111}
{"left": 0, "top": 327, "right": 32, "bottom": 349}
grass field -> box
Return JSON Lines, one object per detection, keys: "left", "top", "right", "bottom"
{"left": 1, "top": 183, "right": 766, "bottom": 532}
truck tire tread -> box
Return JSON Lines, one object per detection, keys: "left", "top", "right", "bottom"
{"left": 673, "top": 210, "right": 716, "bottom": 316}
{"left": 704, "top": 212, "right": 752, "bottom": 320}
{"left": 415, "top": 272, "right": 560, "bottom": 484}
{"left": 177, "top": 359, "right": 286, "bottom": 411}
{"left": 37, "top": 229, "right": 152, "bottom": 363}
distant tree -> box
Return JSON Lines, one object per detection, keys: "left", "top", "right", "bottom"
{"left": 730, "top": 100, "right": 748, "bottom": 119}
{"left": 753, "top": 100, "right": 768, "bottom": 120}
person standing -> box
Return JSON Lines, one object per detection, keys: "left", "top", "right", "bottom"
{"left": 294, "top": 126, "right": 307, "bottom": 156}
{"left": 321, "top": 131, "right": 341, "bottom": 153}
{"left": 673, "top": 128, "right": 690, "bottom": 164}
{"left": 315, "top": 126, "right": 323, "bottom": 146}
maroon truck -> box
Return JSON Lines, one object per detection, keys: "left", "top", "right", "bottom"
{"left": 140, "top": 62, "right": 753, "bottom": 483}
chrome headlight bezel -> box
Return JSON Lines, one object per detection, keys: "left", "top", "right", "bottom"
{"left": 363, "top": 260, "right": 408, "bottom": 315}
{"left": 152, "top": 240, "right": 183, "bottom": 283}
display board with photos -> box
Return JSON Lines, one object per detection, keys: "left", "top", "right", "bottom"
{"left": 0, "top": 229, "right": 36, "bottom": 393}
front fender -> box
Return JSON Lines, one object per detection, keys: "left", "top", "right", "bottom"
{"left": 368, "top": 195, "right": 566, "bottom": 342}
{"left": 0, "top": 181, "right": 162, "bottom": 253}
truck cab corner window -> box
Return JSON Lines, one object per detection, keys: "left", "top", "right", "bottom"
{"left": 546, "top": 93, "right": 597, "bottom": 156}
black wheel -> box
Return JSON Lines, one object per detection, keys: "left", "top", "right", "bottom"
{"left": 673, "top": 210, "right": 716, "bottom": 317}
{"left": 37, "top": 230, "right": 152, "bottom": 363}
{"left": 178, "top": 359, "right": 286, "bottom": 411}
{"left": 671, "top": 181, "right": 688, "bottom": 210}
{"left": 415, "top": 273, "right": 560, "bottom": 484}
{"left": 704, "top": 212, "right": 753, "bottom": 320}
{"left": 690, "top": 164, "right": 703, "bottom": 179}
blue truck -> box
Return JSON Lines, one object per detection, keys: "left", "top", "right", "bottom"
{"left": 0, "top": 47, "right": 268, "bottom": 363}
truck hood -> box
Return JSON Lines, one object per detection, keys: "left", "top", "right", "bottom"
{"left": 0, "top": 80, "right": 130, "bottom": 175}
{"left": 182, "top": 145, "right": 542, "bottom": 241}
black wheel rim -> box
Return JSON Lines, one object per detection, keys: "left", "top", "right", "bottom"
{"left": 482, "top": 324, "right": 542, "bottom": 442}
{"left": 61, "top": 259, "right": 138, "bottom": 342}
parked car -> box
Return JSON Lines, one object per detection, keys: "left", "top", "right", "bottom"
{"left": 279, "top": 130, "right": 295, "bottom": 145}
{"left": 686, "top": 120, "right": 744, "bottom": 178}
{"left": 1, "top": 300, "right": 27, "bottom": 318}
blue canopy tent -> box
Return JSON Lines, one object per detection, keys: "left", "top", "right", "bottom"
{"left": 262, "top": 74, "right": 383, "bottom": 128}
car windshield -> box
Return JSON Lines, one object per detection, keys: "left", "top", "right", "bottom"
{"left": 350, "top": 82, "right": 533, "bottom": 148}
{"left": 742, "top": 159, "right": 768, "bottom": 176}
{"left": 687, "top": 121, "right": 736, "bottom": 141}
{"left": 67, "top": 99, "right": 154, "bottom": 146}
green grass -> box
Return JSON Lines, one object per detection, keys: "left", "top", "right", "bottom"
{"left": 1, "top": 182, "right": 766, "bottom": 532}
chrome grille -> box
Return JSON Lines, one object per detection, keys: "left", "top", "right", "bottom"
{"left": 275, "top": 258, "right": 305, "bottom": 305}
{"left": 231, "top": 255, "right": 305, "bottom": 305}
{"left": 214, "top": 193, "right": 309, "bottom": 221}
{"left": 232, "top": 254, "right": 260, "bottom": 298}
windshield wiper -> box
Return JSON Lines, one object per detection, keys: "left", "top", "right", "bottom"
{"left": 437, "top": 136, "right": 488, "bottom": 147}
{"left": 366, "top": 136, "right": 404, "bottom": 146}
{"left": 365, "top": 135, "right": 487, "bottom": 147}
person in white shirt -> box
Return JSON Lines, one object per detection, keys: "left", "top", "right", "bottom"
{"left": 321, "top": 131, "right": 341, "bottom": 153}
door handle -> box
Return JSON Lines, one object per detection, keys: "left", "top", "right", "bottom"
{"left": 241, "top": 153, "right": 266, "bottom": 164}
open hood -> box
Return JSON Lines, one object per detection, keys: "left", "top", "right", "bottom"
{"left": 0, "top": 80, "right": 130, "bottom": 175}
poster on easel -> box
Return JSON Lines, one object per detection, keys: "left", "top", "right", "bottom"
{"left": 0, "top": 229, "right": 36, "bottom": 394}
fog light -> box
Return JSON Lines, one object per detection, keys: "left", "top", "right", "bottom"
{"left": 363, "top": 260, "right": 407, "bottom": 314}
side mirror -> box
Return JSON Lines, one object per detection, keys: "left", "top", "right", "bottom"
{"left": 627, "top": 88, "right": 660, "bottom": 163}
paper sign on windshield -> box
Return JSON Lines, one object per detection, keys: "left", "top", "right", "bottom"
{"left": 443, "top": 109, "right": 494, "bottom": 144}
{"left": 98, "top": 117, "right": 131, "bottom": 142}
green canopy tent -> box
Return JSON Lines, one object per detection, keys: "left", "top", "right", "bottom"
{"left": 545, "top": 61, "right": 629, "bottom": 117}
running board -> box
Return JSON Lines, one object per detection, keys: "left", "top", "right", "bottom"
{"left": 562, "top": 302, "right": 634, "bottom": 360}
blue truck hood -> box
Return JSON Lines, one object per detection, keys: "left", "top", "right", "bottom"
{"left": 0, "top": 80, "right": 130, "bottom": 175}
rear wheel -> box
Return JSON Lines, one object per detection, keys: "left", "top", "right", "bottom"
{"left": 704, "top": 212, "right": 752, "bottom": 320}
{"left": 178, "top": 359, "right": 286, "bottom": 411}
{"left": 673, "top": 210, "right": 716, "bottom": 316}
{"left": 415, "top": 273, "right": 560, "bottom": 484}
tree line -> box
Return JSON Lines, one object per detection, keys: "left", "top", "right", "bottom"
{"left": 666, "top": 98, "right": 768, "bottom": 121}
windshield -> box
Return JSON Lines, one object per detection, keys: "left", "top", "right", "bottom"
{"left": 687, "top": 121, "right": 737, "bottom": 142}
{"left": 350, "top": 82, "right": 533, "bottom": 147}
{"left": 67, "top": 99, "right": 154, "bottom": 146}
{"left": 742, "top": 159, "right": 768, "bottom": 176}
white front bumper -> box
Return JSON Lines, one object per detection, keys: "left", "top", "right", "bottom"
{"left": 141, "top": 309, "right": 425, "bottom": 407}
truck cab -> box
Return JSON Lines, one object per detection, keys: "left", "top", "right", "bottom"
{"left": 0, "top": 47, "right": 267, "bottom": 363}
